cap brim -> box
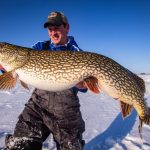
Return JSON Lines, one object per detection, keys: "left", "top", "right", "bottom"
{"left": 44, "top": 20, "right": 63, "bottom": 28}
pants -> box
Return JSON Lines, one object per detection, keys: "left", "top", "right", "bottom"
{"left": 4, "top": 89, "right": 85, "bottom": 150}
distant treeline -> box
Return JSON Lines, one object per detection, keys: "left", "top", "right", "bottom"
{"left": 140, "top": 73, "right": 150, "bottom": 75}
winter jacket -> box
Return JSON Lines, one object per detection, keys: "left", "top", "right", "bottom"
{"left": 32, "top": 36, "right": 81, "bottom": 51}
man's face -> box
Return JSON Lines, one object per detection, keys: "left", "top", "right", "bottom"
{"left": 47, "top": 24, "right": 69, "bottom": 45}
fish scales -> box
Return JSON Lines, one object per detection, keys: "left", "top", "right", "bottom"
{"left": 0, "top": 42, "right": 149, "bottom": 138}
{"left": 0, "top": 43, "right": 145, "bottom": 106}
{"left": 0, "top": 43, "right": 144, "bottom": 103}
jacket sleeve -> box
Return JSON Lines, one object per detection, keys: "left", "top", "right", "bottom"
{"left": 0, "top": 65, "right": 6, "bottom": 74}
{"left": 70, "top": 45, "right": 83, "bottom": 51}
{"left": 32, "top": 41, "right": 45, "bottom": 50}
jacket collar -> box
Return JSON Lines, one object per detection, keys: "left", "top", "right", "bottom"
{"left": 50, "top": 36, "right": 78, "bottom": 48}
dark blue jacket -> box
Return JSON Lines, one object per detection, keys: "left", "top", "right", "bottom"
{"left": 32, "top": 36, "right": 81, "bottom": 51}
{"left": 32, "top": 36, "right": 87, "bottom": 94}
{"left": 0, "top": 69, "right": 5, "bottom": 75}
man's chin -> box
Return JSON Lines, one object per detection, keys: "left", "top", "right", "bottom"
{"left": 52, "top": 39, "right": 61, "bottom": 45}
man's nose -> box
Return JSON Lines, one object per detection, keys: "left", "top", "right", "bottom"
{"left": 50, "top": 30, "right": 57, "bottom": 35}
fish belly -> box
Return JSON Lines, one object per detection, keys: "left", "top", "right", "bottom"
{"left": 100, "top": 82, "right": 120, "bottom": 99}
{"left": 16, "top": 71, "right": 77, "bottom": 91}
{"left": 99, "top": 79, "right": 135, "bottom": 105}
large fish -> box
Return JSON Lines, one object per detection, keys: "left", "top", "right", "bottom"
{"left": 0, "top": 42, "right": 149, "bottom": 138}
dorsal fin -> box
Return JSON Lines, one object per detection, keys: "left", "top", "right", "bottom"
{"left": 131, "top": 73, "right": 145, "bottom": 93}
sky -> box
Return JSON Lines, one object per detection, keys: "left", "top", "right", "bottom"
{"left": 0, "top": 0, "right": 150, "bottom": 73}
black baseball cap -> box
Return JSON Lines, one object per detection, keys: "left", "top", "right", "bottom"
{"left": 44, "top": 11, "right": 68, "bottom": 28}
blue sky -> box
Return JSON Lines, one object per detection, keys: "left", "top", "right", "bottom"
{"left": 0, "top": 0, "right": 150, "bottom": 73}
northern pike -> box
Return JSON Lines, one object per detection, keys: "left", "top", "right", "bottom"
{"left": 0, "top": 42, "right": 149, "bottom": 138}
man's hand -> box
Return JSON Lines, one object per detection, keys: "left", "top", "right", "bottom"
{"left": 75, "top": 81, "right": 87, "bottom": 89}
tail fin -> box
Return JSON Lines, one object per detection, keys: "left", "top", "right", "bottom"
{"left": 139, "top": 107, "right": 150, "bottom": 139}
{"left": 133, "top": 74, "right": 146, "bottom": 93}
{"left": 139, "top": 117, "right": 143, "bottom": 139}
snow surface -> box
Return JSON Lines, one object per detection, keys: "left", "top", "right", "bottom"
{"left": 0, "top": 75, "right": 150, "bottom": 150}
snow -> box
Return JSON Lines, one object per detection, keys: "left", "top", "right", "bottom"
{"left": 0, "top": 75, "right": 150, "bottom": 150}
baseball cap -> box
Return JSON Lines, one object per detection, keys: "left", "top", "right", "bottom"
{"left": 44, "top": 11, "right": 68, "bottom": 28}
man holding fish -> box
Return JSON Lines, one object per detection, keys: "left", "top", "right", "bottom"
{"left": 2, "top": 11, "right": 87, "bottom": 150}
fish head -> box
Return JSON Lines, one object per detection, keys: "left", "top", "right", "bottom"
{"left": 0, "top": 42, "right": 19, "bottom": 69}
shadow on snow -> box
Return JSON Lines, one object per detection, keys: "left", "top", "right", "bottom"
{"left": 85, "top": 109, "right": 137, "bottom": 150}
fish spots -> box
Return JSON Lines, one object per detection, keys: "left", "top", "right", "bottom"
{"left": 2, "top": 46, "right": 146, "bottom": 120}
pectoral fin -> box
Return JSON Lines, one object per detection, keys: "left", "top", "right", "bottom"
{"left": 84, "top": 76, "right": 100, "bottom": 94}
{"left": 120, "top": 101, "right": 133, "bottom": 119}
{"left": 20, "top": 80, "right": 29, "bottom": 90}
{"left": 0, "top": 71, "right": 18, "bottom": 90}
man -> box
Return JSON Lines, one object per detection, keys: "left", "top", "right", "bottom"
{"left": 4, "top": 11, "right": 87, "bottom": 150}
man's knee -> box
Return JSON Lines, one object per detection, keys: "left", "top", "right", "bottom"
{"left": 55, "top": 130, "right": 85, "bottom": 150}
{"left": 4, "top": 134, "right": 42, "bottom": 150}
{"left": 61, "top": 139, "right": 85, "bottom": 150}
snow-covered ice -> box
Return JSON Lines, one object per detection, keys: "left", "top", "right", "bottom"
{"left": 0, "top": 75, "right": 150, "bottom": 150}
